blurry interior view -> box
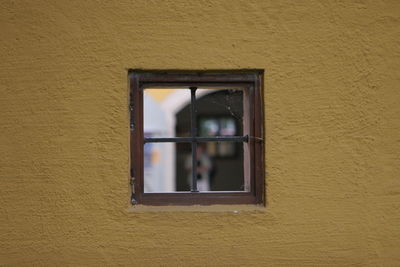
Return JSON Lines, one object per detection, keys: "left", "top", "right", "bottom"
{"left": 143, "top": 88, "right": 245, "bottom": 192}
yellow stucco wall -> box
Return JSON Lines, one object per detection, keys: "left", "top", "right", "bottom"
{"left": 1, "top": 0, "right": 399, "bottom": 266}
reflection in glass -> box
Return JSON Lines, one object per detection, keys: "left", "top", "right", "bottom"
{"left": 199, "top": 117, "right": 237, "bottom": 137}
{"left": 144, "top": 142, "right": 182, "bottom": 193}
{"left": 199, "top": 119, "right": 219, "bottom": 136}
{"left": 176, "top": 142, "right": 245, "bottom": 192}
{"left": 144, "top": 88, "right": 190, "bottom": 137}
{"left": 196, "top": 89, "right": 243, "bottom": 135}
{"left": 175, "top": 89, "right": 243, "bottom": 137}
{"left": 220, "top": 118, "right": 236, "bottom": 135}
{"left": 143, "top": 88, "right": 247, "bottom": 193}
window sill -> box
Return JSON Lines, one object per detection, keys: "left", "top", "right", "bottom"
{"left": 128, "top": 204, "right": 267, "bottom": 213}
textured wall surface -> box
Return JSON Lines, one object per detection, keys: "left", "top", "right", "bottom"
{"left": 1, "top": 0, "right": 399, "bottom": 266}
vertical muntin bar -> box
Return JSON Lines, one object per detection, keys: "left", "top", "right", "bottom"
{"left": 190, "top": 87, "right": 198, "bottom": 192}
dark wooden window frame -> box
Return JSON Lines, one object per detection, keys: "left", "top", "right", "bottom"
{"left": 129, "top": 70, "right": 265, "bottom": 205}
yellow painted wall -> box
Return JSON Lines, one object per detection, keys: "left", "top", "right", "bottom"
{"left": 1, "top": 0, "right": 399, "bottom": 266}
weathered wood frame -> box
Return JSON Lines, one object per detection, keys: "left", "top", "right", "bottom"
{"left": 129, "top": 70, "right": 265, "bottom": 205}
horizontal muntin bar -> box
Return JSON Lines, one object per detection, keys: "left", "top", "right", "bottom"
{"left": 141, "top": 82, "right": 253, "bottom": 90}
{"left": 144, "top": 135, "right": 248, "bottom": 143}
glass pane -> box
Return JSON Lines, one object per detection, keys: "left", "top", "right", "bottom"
{"left": 175, "top": 142, "right": 247, "bottom": 192}
{"left": 199, "top": 118, "right": 219, "bottom": 136}
{"left": 195, "top": 89, "right": 243, "bottom": 137}
{"left": 144, "top": 142, "right": 191, "bottom": 193}
{"left": 175, "top": 142, "right": 192, "bottom": 192}
{"left": 143, "top": 88, "right": 191, "bottom": 137}
{"left": 144, "top": 141, "right": 247, "bottom": 192}
{"left": 143, "top": 87, "right": 248, "bottom": 193}
{"left": 211, "top": 142, "right": 245, "bottom": 191}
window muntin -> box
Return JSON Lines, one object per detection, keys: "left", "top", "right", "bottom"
{"left": 130, "top": 71, "right": 264, "bottom": 205}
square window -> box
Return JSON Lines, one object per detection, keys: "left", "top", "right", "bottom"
{"left": 129, "top": 70, "right": 265, "bottom": 205}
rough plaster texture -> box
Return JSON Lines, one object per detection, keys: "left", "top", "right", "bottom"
{"left": 1, "top": 0, "right": 399, "bottom": 266}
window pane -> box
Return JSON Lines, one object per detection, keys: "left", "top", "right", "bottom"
{"left": 144, "top": 141, "right": 248, "bottom": 193}
{"left": 143, "top": 142, "right": 172, "bottom": 193}
{"left": 199, "top": 118, "right": 219, "bottom": 136}
{"left": 175, "top": 142, "right": 193, "bottom": 192}
{"left": 195, "top": 89, "right": 243, "bottom": 137}
{"left": 144, "top": 142, "right": 191, "bottom": 193}
{"left": 211, "top": 142, "right": 245, "bottom": 191}
{"left": 143, "top": 88, "right": 191, "bottom": 137}
{"left": 143, "top": 87, "right": 249, "bottom": 193}
{"left": 176, "top": 142, "right": 247, "bottom": 192}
